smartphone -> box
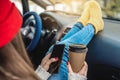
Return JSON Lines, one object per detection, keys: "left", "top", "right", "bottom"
{"left": 48, "top": 44, "right": 65, "bottom": 74}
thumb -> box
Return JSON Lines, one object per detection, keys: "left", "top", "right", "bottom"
{"left": 67, "top": 62, "right": 73, "bottom": 73}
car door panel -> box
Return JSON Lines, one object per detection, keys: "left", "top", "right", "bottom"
{"left": 86, "top": 19, "right": 120, "bottom": 80}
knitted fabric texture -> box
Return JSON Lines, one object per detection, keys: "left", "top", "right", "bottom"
{"left": 0, "top": 0, "right": 22, "bottom": 48}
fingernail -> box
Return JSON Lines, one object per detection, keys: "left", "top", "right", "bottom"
{"left": 54, "top": 57, "right": 59, "bottom": 60}
{"left": 66, "top": 61, "right": 69, "bottom": 65}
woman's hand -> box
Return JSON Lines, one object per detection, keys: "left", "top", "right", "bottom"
{"left": 67, "top": 61, "right": 88, "bottom": 77}
{"left": 40, "top": 54, "right": 58, "bottom": 71}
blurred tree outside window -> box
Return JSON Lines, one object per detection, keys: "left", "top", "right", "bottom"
{"left": 102, "top": 0, "right": 120, "bottom": 19}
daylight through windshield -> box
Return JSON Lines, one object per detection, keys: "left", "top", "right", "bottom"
{"left": 49, "top": 0, "right": 120, "bottom": 20}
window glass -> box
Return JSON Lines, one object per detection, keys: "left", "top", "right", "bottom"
{"left": 11, "top": 0, "right": 45, "bottom": 14}
{"left": 49, "top": 0, "right": 120, "bottom": 20}
{"left": 100, "top": 0, "right": 120, "bottom": 20}
{"left": 11, "top": 0, "right": 23, "bottom": 13}
{"left": 28, "top": 1, "right": 45, "bottom": 14}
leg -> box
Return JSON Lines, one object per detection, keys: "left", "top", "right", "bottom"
{"left": 48, "top": 24, "right": 94, "bottom": 80}
{"left": 48, "top": 0, "right": 104, "bottom": 79}
{"left": 46, "top": 22, "right": 83, "bottom": 55}
{"left": 61, "top": 22, "right": 83, "bottom": 41}
{"left": 46, "top": 0, "right": 104, "bottom": 55}
{"left": 60, "top": 24, "right": 94, "bottom": 46}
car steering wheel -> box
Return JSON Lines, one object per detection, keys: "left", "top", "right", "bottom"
{"left": 21, "top": 12, "right": 42, "bottom": 52}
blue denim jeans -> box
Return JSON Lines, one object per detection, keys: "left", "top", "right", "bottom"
{"left": 47, "top": 22, "right": 94, "bottom": 80}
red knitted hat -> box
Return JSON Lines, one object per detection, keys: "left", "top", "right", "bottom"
{"left": 0, "top": 0, "right": 22, "bottom": 48}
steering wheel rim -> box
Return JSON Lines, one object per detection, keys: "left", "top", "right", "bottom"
{"left": 22, "top": 12, "right": 42, "bottom": 52}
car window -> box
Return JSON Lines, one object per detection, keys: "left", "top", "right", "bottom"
{"left": 49, "top": 0, "right": 120, "bottom": 20}
{"left": 11, "top": 0, "right": 45, "bottom": 14}
{"left": 28, "top": 0, "right": 45, "bottom": 14}
{"left": 11, "top": 0, "right": 23, "bottom": 13}
{"left": 11, "top": 0, "right": 120, "bottom": 20}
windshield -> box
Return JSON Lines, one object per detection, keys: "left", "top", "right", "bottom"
{"left": 49, "top": 0, "right": 120, "bottom": 20}
{"left": 11, "top": 0, "right": 45, "bottom": 14}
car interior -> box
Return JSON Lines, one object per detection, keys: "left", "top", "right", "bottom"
{"left": 16, "top": 0, "right": 120, "bottom": 80}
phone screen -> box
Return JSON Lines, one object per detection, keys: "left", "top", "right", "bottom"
{"left": 48, "top": 44, "right": 65, "bottom": 74}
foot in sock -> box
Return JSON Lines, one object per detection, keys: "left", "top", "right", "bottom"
{"left": 77, "top": 1, "right": 91, "bottom": 26}
{"left": 87, "top": 0, "right": 104, "bottom": 34}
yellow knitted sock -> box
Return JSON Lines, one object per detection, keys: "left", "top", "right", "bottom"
{"left": 87, "top": 0, "right": 104, "bottom": 34}
{"left": 77, "top": 1, "right": 90, "bottom": 26}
